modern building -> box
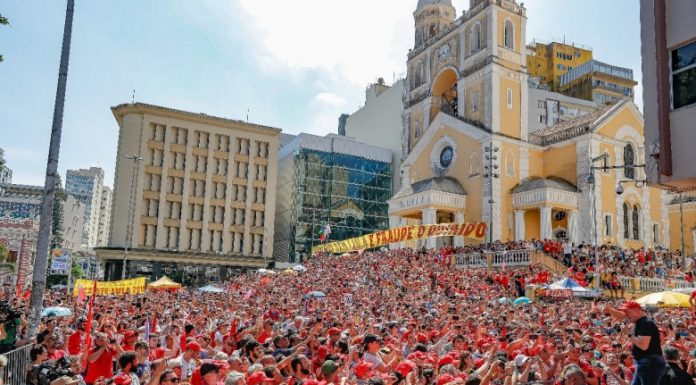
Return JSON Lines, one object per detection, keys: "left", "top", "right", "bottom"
{"left": 387, "top": 0, "right": 675, "bottom": 250}
{"left": 342, "top": 78, "right": 405, "bottom": 195}
{"left": 526, "top": 40, "right": 637, "bottom": 104}
{"left": 65, "top": 167, "right": 105, "bottom": 247}
{"left": 98, "top": 103, "right": 280, "bottom": 280}
{"left": 274, "top": 133, "right": 392, "bottom": 262}
{"left": 640, "top": 0, "right": 696, "bottom": 192}
{"left": 0, "top": 148, "right": 12, "bottom": 185}
{"left": 667, "top": 193, "right": 696, "bottom": 256}
{"left": 62, "top": 194, "right": 85, "bottom": 253}
{"left": 527, "top": 83, "right": 598, "bottom": 134}
{"left": 97, "top": 186, "right": 112, "bottom": 246}
{"left": 559, "top": 60, "right": 638, "bottom": 105}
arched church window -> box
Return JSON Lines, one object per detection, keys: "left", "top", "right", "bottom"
{"left": 632, "top": 205, "right": 640, "bottom": 240}
{"left": 429, "top": 24, "right": 437, "bottom": 38}
{"left": 623, "top": 202, "right": 630, "bottom": 239}
{"left": 624, "top": 144, "right": 635, "bottom": 179}
{"left": 417, "top": 62, "right": 424, "bottom": 87}
{"left": 469, "top": 152, "right": 481, "bottom": 176}
{"left": 505, "top": 150, "right": 515, "bottom": 177}
{"left": 415, "top": 122, "right": 421, "bottom": 138}
{"left": 504, "top": 20, "right": 514, "bottom": 50}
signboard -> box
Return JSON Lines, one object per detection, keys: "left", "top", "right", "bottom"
{"left": 312, "top": 222, "right": 487, "bottom": 254}
{"left": 50, "top": 250, "right": 70, "bottom": 274}
{"left": 72, "top": 277, "right": 147, "bottom": 296}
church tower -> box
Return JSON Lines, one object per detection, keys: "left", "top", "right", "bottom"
{"left": 413, "top": 0, "right": 457, "bottom": 49}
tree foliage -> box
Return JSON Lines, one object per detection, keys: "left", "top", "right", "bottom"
{"left": 0, "top": 14, "right": 8, "bottom": 63}
{"left": 52, "top": 175, "right": 65, "bottom": 249}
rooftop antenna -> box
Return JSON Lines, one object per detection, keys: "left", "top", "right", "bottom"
{"left": 132, "top": 89, "right": 136, "bottom": 104}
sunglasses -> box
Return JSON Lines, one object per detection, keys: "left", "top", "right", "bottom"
{"left": 164, "top": 378, "right": 180, "bottom": 383}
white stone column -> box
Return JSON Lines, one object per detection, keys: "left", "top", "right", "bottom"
{"left": 454, "top": 211, "right": 465, "bottom": 247}
{"left": 389, "top": 215, "right": 402, "bottom": 250}
{"left": 422, "top": 207, "right": 437, "bottom": 249}
{"left": 400, "top": 218, "right": 408, "bottom": 249}
{"left": 514, "top": 210, "right": 526, "bottom": 241}
{"left": 540, "top": 206, "right": 553, "bottom": 240}
{"left": 568, "top": 210, "right": 579, "bottom": 244}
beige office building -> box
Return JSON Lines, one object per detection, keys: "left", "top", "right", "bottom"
{"left": 98, "top": 103, "right": 280, "bottom": 280}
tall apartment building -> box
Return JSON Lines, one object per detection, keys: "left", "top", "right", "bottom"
{"left": 97, "top": 186, "right": 112, "bottom": 246}
{"left": 641, "top": 0, "right": 696, "bottom": 193}
{"left": 0, "top": 148, "right": 12, "bottom": 185}
{"left": 65, "top": 167, "right": 105, "bottom": 247}
{"left": 62, "top": 194, "right": 86, "bottom": 252}
{"left": 99, "top": 103, "right": 280, "bottom": 280}
{"left": 526, "top": 40, "right": 637, "bottom": 104}
{"left": 527, "top": 84, "right": 598, "bottom": 133}
{"left": 274, "top": 133, "right": 392, "bottom": 262}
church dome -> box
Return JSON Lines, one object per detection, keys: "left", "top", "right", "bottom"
{"left": 417, "top": 0, "right": 453, "bottom": 8}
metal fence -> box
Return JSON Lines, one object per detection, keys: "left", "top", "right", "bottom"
{"left": 2, "top": 343, "right": 31, "bottom": 385}
{"left": 453, "top": 250, "right": 531, "bottom": 269}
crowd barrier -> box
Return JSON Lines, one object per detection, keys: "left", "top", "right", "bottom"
{"left": 453, "top": 249, "right": 531, "bottom": 269}
{"left": 2, "top": 343, "right": 31, "bottom": 385}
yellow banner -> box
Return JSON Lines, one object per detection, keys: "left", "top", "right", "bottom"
{"left": 72, "top": 277, "right": 147, "bottom": 296}
{"left": 312, "top": 222, "right": 487, "bottom": 254}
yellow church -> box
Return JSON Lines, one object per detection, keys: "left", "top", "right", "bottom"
{"left": 387, "top": 0, "right": 675, "bottom": 250}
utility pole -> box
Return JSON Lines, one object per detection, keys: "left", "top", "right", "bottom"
{"left": 28, "top": 0, "right": 75, "bottom": 338}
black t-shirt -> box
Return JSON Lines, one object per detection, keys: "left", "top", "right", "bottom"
{"left": 632, "top": 316, "right": 662, "bottom": 358}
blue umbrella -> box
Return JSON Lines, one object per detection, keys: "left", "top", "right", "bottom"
{"left": 42, "top": 306, "right": 73, "bottom": 317}
{"left": 304, "top": 291, "right": 326, "bottom": 299}
{"left": 498, "top": 297, "right": 513, "bottom": 305}
{"left": 513, "top": 297, "right": 531, "bottom": 305}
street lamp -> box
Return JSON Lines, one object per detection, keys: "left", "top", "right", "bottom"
{"left": 483, "top": 146, "right": 499, "bottom": 244}
{"left": 122, "top": 154, "right": 143, "bottom": 280}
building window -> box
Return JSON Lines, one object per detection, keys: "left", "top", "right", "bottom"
{"left": 602, "top": 152, "right": 610, "bottom": 174}
{"left": 538, "top": 115, "right": 547, "bottom": 124}
{"left": 538, "top": 100, "right": 546, "bottom": 109}
{"left": 623, "top": 144, "right": 635, "bottom": 179}
{"left": 506, "top": 88, "right": 513, "bottom": 109}
{"left": 503, "top": 20, "right": 514, "bottom": 50}
{"left": 554, "top": 229, "right": 567, "bottom": 240}
{"left": 623, "top": 202, "right": 629, "bottom": 239}
{"left": 632, "top": 205, "right": 640, "bottom": 240}
{"left": 671, "top": 40, "right": 696, "bottom": 109}
{"left": 653, "top": 223, "right": 660, "bottom": 243}
{"left": 554, "top": 211, "right": 566, "bottom": 221}
{"left": 415, "top": 122, "right": 421, "bottom": 138}
{"left": 505, "top": 150, "right": 514, "bottom": 177}
{"left": 470, "top": 23, "right": 482, "bottom": 53}
{"left": 605, "top": 214, "right": 612, "bottom": 237}
{"left": 471, "top": 91, "right": 479, "bottom": 113}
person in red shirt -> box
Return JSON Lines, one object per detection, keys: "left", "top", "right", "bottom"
{"left": 43, "top": 333, "right": 67, "bottom": 360}
{"left": 85, "top": 332, "right": 123, "bottom": 385}
{"left": 121, "top": 330, "right": 138, "bottom": 351}
{"left": 67, "top": 317, "right": 87, "bottom": 355}
{"left": 180, "top": 324, "right": 196, "bottom": 352}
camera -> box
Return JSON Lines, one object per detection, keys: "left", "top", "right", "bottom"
{"left": 27, "top": 356, "right": 75, "bottom": 385}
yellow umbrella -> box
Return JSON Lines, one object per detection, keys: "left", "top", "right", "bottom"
{"left": 635, "top": 291, "right": 692, "bottom": 308}
{"left": 284, "top": 268, "right": 297, "bottom": 275}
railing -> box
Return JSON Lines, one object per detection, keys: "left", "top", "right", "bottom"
{"left": 617, "top": 276, "right": 633, "bottom": 290}
{"left": 639, "top": 278, "right": 666, "bottom": 293}
{"left": 463, "top": 48, "right": 488, "bottom": 71}
{"left": 454, "top": 250, "right": 531, "bottom": 269}
{"left": 2, "top": 343, "right": 32, "bottom": 385}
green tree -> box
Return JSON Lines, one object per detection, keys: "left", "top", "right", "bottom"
{"left": 0, "top": 14, "right": 8, "bottom": 63}
{"left": 0, "top": 244, "right": 16, "bottom": 272}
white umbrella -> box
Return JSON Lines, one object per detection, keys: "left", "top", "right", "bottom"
{"left": 292, "top": 265, "right": 307, "bottom": 272}
{"left": 258, "top": 268, "right": 276, "bottom": 275}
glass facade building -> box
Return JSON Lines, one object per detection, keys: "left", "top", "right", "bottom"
{"left": 274, "top": 134, "right": 393, "bottom": 262}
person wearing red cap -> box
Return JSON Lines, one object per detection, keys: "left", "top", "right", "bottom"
{"left": 604, "top": 301, "right": 666, "bottom": 385}
{"left": 167, "top": 341, "right": 202, "bottom": 381}
{"left": 248, "top": 371, "right": 275, "bottom": 385}
{"left": 122, "top": 330, "right": 139, "bottom": 352}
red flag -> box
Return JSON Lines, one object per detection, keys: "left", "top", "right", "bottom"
{"left": 83, "top": 280, "right": 98, "bottom": 352}
{"left": 23, "top": 289, "right": 31, "bottom": 301}
{"left": 77, "top": 285, "right": 86, "bottom": 304}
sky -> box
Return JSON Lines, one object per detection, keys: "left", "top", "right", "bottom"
{"left": 0, "top": 0, "right": 642, "bottom": 188}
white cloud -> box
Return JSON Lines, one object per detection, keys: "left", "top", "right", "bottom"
{"left": 314, "top": 92, "right": 346, "bottom": 107}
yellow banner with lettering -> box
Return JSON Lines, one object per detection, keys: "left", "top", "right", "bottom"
{"left": 72, "top": 277, "right": 147, "bottom": 296}
{"left": 312, "top": 222, "right": 487, "bottom": 254}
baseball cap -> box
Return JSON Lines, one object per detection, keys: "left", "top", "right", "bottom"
{"left": 363, "top": 334, "right": 381, "bottom": 345}
{"left": 437, "top": 373, "right": 455, "bottom": 385}
{"left": 248, "top": 371, "right": 274, "bottom": 385}
{"left": 328, "top": 327, "right": 342, "bottom": 336}
{"left": 617, "top": 301, "right": 642, "bottom": 311}
{"left": 185, "top": 342, "right": 202, "bottom": 352}
{"left": 113, "top": 373, "right": 132, "bottom": 385}
{"left": 396, "top": 361, "right": 416, "bottom": 377}
{"left": 514, "top": 354, "right": 529, "bottom": 367}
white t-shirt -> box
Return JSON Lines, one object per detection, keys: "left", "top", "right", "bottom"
{"left": 563, "top": 242, "right": 572, "bottom": 254}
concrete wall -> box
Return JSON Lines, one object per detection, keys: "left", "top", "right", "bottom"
{"left": 345, "top": 80, "right": 404, "bottom": 195}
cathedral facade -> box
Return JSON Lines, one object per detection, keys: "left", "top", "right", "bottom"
{"left": 388, "top": 0, "right": 669, "bottom": 249}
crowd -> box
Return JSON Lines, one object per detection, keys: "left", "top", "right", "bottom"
{"left": 1, "top": 247, "right": 696, "bottom": 385}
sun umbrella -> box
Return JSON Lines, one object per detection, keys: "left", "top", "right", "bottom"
{"left": 284, "top": 268, "right": 297, "bottom": 275}
{"left": 42, "top": 306, "right": 73, "bottom": 317}
{"left": 292, "top": 265, "right": 307, "bottom": 272}
{"left": 304, "top": 291, "right": 327, "bottom": 299}
{"left": 513, "top": 297, "right": 531, "bottom": 305}
{"left": 258, "top": 268, "right": 276, "bottom": 275}
{"left": 635, "top": 291, "right": 692, "bottom": 307}
{"left": 199, "top": 285, "right": 224, "bottom": 293}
